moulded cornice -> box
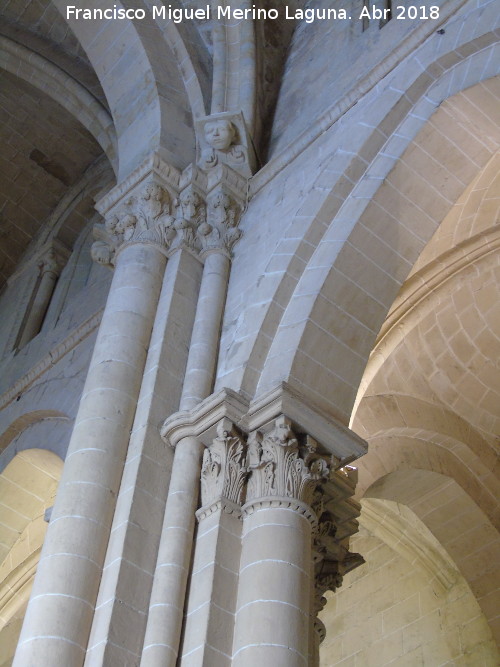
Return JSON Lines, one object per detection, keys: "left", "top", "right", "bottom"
{"left": 243, "top": 382, "right": 367, "bottom": 460}
{"left": 161, "top": 382, "right": 367, "bottom": 462}
{"left": 96, "top": 153, "right": 182, "bottom": 216}
{"left": 160, "top": 388, "right": 249, "bottom": 448}
{"left": 205, "top": 163, "right": 248, "bottom": 204}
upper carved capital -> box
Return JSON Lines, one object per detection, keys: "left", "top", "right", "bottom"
{"left": 91, "top": 156, "right": 247, "bottom": 267}
{"left": 246, "top": 416, "right": 331, "bottom": 507}
{"left": 198, "top": 187, "right": 243, "bottom": 256}
{"left": 196, "top": 112, "right": 256, "bottom": 177}
{"left": 91, "top": 181, "right": 176, "bottom": 266}
{"left": 200, "top": 418, "right": 248, "bottom": 511}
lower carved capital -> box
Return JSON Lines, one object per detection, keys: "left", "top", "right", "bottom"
{"left": 199, "top": 418, "right": 248, "bottom": 511}
{"left": 313, "top": 618, "right": 326, "bottom": 644}
{"left": 246, "top": 416, "right": 331, "bottom": 508}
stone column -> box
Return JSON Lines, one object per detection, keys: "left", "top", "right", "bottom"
{"left": 13, "top": 167, "right": 179, "bottom": 667}
{"left": 180, "top": 183, "right": 243, "bottom": 411}
{"left": 84, "top": 252, "right": 203, "bottom": 665}
{"left": 179, "top": 250, "right": 230, "bottom": 410}
{"left": 17, "top": 244, "right": 67, "bottom": 348}
{"left": 140, "top": 434, "right": 204, "bottom": 666}
{"left": 141, "top": 172, "right": 245, "bottom": 667}
{"left": 84, "top": 167, "right": 205, "bottom": 667}
{"left": 232, "top": 417, "right": 330, "bottom": 667}
{"left": 179, "top": 419, "right": 247, "bottom": 666}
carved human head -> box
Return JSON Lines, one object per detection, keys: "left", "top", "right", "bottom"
{"left": 204, "top": 119, "right": 236, "bottom": 151}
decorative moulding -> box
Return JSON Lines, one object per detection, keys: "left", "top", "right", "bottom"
{"left": 161, "top": 382, "right": 367, "bottom": 463}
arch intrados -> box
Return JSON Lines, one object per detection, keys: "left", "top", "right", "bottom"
{"left": 230, "top": 39, "right": 499, "bottom": 406}
{"left": 0, "top": 448, "right": 63, "bottom": 559}
{"left": 356, "top": 435, "right": 499, "bottom": 527}
{"left": 0, "top": 36, "right": 117, "bottom": 170}
{"left": 0, "top": 411, "right": 70, "bottom": 466}
{"left": 362, "top": 468, "right": 500, "bottom": 649}
{"left": 252, "top": 70, "right": 500, "bottom": 420}
{"left": 51, "top": 0, "right": 199, "bottom": 177}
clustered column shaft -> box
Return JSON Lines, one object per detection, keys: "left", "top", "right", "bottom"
{"left": 14, "top": 153, "right": 364, "bottom": 667}
{"left": 13, "top": 242, "right": 167, "bottom": 667}
{"left": 168, "top": 410, "right": 364, "bottom": 667}
{"left": 142, "top": 182, "right": 244, "bottom": 666}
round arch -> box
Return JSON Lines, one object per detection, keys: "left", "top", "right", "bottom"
{"left": 51, "top": 0, "right": 204, "bottom": 178}
{"left": 218, "top": 21, "right": 500, "bottom": 423}
{"left": 362, "top": 468, "right": 500, "bottom": 647}
{"left": 255, "top": 71, "right": 500, "bottom": 421}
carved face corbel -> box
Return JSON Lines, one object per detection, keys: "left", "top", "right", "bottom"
{"left": 196, "top": 112, "right": 254, "bottom": 176}
{"left": 204, "top": 119, "right": 236, "bottom": 152}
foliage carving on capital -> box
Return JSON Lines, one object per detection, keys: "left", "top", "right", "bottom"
{"left": 200, "top": 418, "right": 248, "bottom": 508}
{"left": 246, "top": 417, "right": 330, "bottom": 505}
{"left": 197, "top": 188, "right": 243, "bottom": 256}
{"left": 311, "top": 470, "right": 365, "bottom": 642}
{"left": 170, "top": 186, "right": 205, "bottom": 253}
{"left": 91, "top": 182, "right": 176, "bottom": 265}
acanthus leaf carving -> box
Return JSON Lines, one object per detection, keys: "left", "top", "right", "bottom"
{"left": 200, "top": 418, "right": 248, "bottom": 509}
{"left": 246, "top": 417, "right": 330, "bottom": 505}
{"left": 311, "top": 468, "right": 365, "bottom": 643}
{"left": 91, "top": 182, "right": 176, "bottom": 264}
{"left": 170, "top": 187, "right": 206, "bottom": 253}
{"left": 198, "top": 188, "right": 242, "bottom": 256}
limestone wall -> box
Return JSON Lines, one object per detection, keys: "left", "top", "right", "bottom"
{"left": 321, "top": 522, "right": 498, "bottom": 666}
{"left": 271, "top": 0, "right": 452, "bottom": 156}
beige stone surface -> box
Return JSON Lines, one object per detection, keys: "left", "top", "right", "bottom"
{"left": 0, "top": 1, "right": 498, "bottom": 665}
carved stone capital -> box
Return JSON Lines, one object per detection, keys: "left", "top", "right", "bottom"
{"left": 199, "top": 418, "right": 248, "bottom": 512}
{"left": 160, "top": 385, "right": 367, "bottom": 648}
{"left": 195, "top": 497, "right": 242, "bottom": 522}
{"left": 170, "top": 186, "right": 206, "bottom": 254}
{"left": 198, "top": 186, "right": 243, "bottom": 256}
{"left": 92, "top": 156, "right": 247, "bottom": 266}
{"left": 196, "top": 112, "right": 256, "bottom": 177}
{"left": 242, "top": 496, "right": 318, "bottom": 526}
{"left": 311, "top": 467, "right": 365, "bottom": 642}
{"left": 246, "top": 416, "right": 331, "bottom": 508}
{"left": 91, "top": 181, "right": 176, "bottom": 265}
